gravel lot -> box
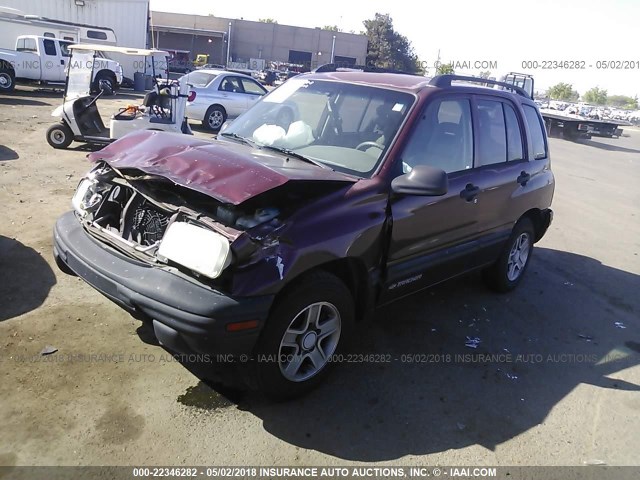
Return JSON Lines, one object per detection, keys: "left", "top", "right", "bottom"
{"left": 0, "top": 86, "right": 639, "bottom": 468}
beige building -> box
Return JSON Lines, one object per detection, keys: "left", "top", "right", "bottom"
{"left": 150, "top": 11, "right": 368, "bottom": 70}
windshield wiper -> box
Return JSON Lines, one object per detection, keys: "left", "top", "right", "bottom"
{"left": 219, "top": 132, "right": 258, "bottom": 148}
{"left": 261, "top": 145, "right": 331, "bottom": 170}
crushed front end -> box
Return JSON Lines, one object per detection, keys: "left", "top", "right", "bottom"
{"left": 53, "top": 162, "right": 276, "bottom": 356}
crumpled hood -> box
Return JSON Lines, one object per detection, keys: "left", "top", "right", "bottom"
{"left": 88, "top": 130, "right": 356, "bottom": 205}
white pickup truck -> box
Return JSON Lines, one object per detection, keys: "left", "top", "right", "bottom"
{"left": 0, "top": 35, "right": 123, "bottom": 93}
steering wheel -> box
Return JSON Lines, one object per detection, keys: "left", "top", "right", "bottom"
{"left": 79, "top": 88, "right": 105, "bottom": 115}
{"left": 356, "top": 141, "right": 384, "bottom": 151}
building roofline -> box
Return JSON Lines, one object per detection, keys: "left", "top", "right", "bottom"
{"left": 150, "top": 10, "right": 367, "bottom": 38}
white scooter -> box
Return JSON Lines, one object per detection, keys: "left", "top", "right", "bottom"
{"left": 46, "top": 44, "right": 192, "bottom": 149}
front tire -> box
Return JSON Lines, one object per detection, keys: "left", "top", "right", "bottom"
{"left": 93, "top": 71, "right": 115, "bottom": 96}
{"left": 254, "top": 272, "right": 354, "bottom": 400}
{"left": 46, "top": 123, "right": 73, "bottom": 149}
{"left": 483, "top": 218, "right": 535, "bottom": 293}
{"left": 0, "top": 68, "right": 15, "bottom": 93}
{"left": 204, "top": 105, "right": 227, "bottom": 131}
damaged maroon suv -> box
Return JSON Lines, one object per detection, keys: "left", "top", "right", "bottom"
{"left": 54, "top": 72, "right": 554, "bottom": 398}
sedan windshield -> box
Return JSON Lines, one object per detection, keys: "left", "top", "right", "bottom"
{"left": 182, "top": 71, "right": 218, "bottom": 87}
{"left": 223, "top": 78, "right": 415, "bottom": 177}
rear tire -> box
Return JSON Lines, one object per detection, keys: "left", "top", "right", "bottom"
{"left": 46, "top": 123, "right": 73, "bottom": 149}
{"left": 254, "top": 271, "right": 354, "bottom": 400}
{"left": 483, "top": 218, "right": 535, "bottom": 293}
{"left": 0, "top": 68, "right": 15, "bottom": 93}
{"left": 204, "top": 105, "right": 226, "bottom": 131}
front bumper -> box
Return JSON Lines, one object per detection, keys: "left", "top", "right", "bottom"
{"left": 53, "top": 211, "right": 273, "bottom": 355}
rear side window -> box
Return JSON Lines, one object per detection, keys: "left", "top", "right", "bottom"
{"left": 87, "top": 30, "right": 108, "bottom": 40}
{"left": 504, "top": 103, "right": 524, "bottom": 161}
{"left": 43, "top": 39, "right": 57, "bottom": 56}
{"left": 476, "top": 99, "right": 507, "bottom": 167}
{"left": 219, "top": 76, "right": 242, "bottom": 92}
{"left": 402, "top": 98, "right": 474, "bottom": 174}
{"left": 522, "top": 105, "right": 547, "bottom": 159}
{"left": 17, "top": 38, "right": 37, "bottom": 52}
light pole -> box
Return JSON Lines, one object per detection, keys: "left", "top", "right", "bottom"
{"left": 226, "top": 21, "right": 232, "bottom": 66}
{"left": 330, "top": 34, "right": 336, "bottom": 63}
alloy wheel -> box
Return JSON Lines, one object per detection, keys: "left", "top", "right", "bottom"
{"left": 507, "top": 232, "right": 530, "bottom": 281}
{"left": 278, "top": 302, "right": 341, "bottom": 382}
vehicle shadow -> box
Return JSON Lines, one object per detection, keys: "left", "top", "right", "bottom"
{"left": 576, "top": 138, "right": 640, "bottom": 154}
{"left": 0, "top": 97, "right": 51, "bottom": 107}
{"left": 0, "top": 145, "right": 19, "bottom": 160}
{"left": 114, "top": 92, "right": 146, "bottom": 101}
{"left": 0, "top": 236, "right": 56, "bottom": 322}
{"left": 188, "top": 122, "right": 216, "bottom": 136}
{"left": 69, "top": 143, "right": 105, "bottom": 152}
{"left": 188, "top": 247, "right": 638, "bottom": 461}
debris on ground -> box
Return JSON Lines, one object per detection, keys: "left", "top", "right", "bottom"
{"left": 465, "top": 337, "right": 481, "bottom": 349}
{"left": 40, "top": 345, "right": 58, "bottom": 355}
{"left": 578, "top": 334, "right": 594, "bottom": 342}
{"left": 614, "top": 322, "right": 627, "bottom": 329}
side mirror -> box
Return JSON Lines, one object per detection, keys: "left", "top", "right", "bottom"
{"left": 391, "top": 164, "right": 448, "bottom": 196}
{"left": 219, "top": 120, "right": 232, "bottom": 133}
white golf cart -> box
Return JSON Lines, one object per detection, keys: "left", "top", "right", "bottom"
{"left": 46, "top": 44, "right": 192, "bottom": 149}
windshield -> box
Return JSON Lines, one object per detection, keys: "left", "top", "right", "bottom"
{"left": 66, "top": 50, "right": 94, "bottom": 99}
{"left": 182, "top": 71, "right": 218, "bottom": 87}
{"left": 95, "top": 50, "right": 114, "bottom": 60}
{"left": 224, "top": 78, "right": 415, "bottom": 177}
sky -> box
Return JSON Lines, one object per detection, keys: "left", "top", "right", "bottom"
{"left": 149, "top": 0, "right": 640, "bottom": 98}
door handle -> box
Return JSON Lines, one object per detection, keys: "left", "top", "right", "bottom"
{"left": 60, "top": 59, "right": 65, "bottom": 65}
{"left": 517, "top": 171, "right": 531, "bottom": 186}
{"left": 460, "top": 184, "right": 480, "bottom": 202}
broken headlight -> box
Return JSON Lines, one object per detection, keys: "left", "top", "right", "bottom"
{"left": 157, "top": 222, "right": 232, "bottom": 279}
{"left": 72, "top": 178, "right": 110, "bottom": 217}
{"left": 72, "top": 164, "right": 114, "bottom": 217}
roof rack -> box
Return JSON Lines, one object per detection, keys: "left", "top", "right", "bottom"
{"left": 429, "top": 74, "right": 532, "bottom": 99}
{"left": 313, "top": 63, "right": 418, "bottom": 76}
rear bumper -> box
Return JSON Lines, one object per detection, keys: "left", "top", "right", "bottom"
{"left": 53, "top": 211, "right": 273, "bottom": 356}
{"left": 536, "top": 208, "right": 553, "bottom": 241}
{"left": 185, "top": 103, "right": 206, "bottom": 121}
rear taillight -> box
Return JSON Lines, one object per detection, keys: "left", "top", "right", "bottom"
{"left": 187, "top": 91, "right": 196, "bottom": 102}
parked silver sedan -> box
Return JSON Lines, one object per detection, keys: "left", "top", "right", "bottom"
{"left": 182, "top": 69, "right": 268, "bottom": 131}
